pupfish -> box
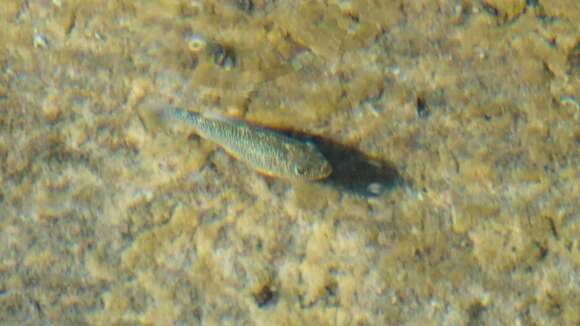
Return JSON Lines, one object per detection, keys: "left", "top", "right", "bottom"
{"left": 158, "top": 107, "right": 332, "bottom": 180}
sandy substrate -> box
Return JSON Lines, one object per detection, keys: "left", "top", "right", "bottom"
{"left": 1, "top": 0, "right": 578, "bottom": 325}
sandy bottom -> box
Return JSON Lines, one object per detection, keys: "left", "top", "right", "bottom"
{"left": 1, "top": 0, "right": 578, "bottom": 325}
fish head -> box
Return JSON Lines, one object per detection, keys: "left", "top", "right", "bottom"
{"left": 285, "top": 142, "right": 332, "bottom": 180}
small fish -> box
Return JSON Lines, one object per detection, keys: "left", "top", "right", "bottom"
{"left": 159, "top": 107, "right": 332, "bottom": 180}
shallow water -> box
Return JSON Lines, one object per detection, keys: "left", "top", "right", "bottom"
{"left": 1, "top": 1, "right": 578, "bottom": 325}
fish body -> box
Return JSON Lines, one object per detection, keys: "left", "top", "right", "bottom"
{"left": 161, "top": 107, "right": 332, "bottom": 180}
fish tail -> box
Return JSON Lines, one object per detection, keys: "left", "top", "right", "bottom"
{"left": 158, "top": 107, "right": 202, "bottom": 133}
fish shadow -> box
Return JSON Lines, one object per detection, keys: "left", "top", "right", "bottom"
{"left": 290, "top": 133, "right": 407, "bottom": 197}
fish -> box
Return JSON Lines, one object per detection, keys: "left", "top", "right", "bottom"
{"left": 158, "top": 107, "right": 332, "bottom": 180}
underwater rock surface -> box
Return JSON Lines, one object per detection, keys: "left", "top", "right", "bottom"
{"left": 0, "top": 1, "right": 578, "bottom": 324}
